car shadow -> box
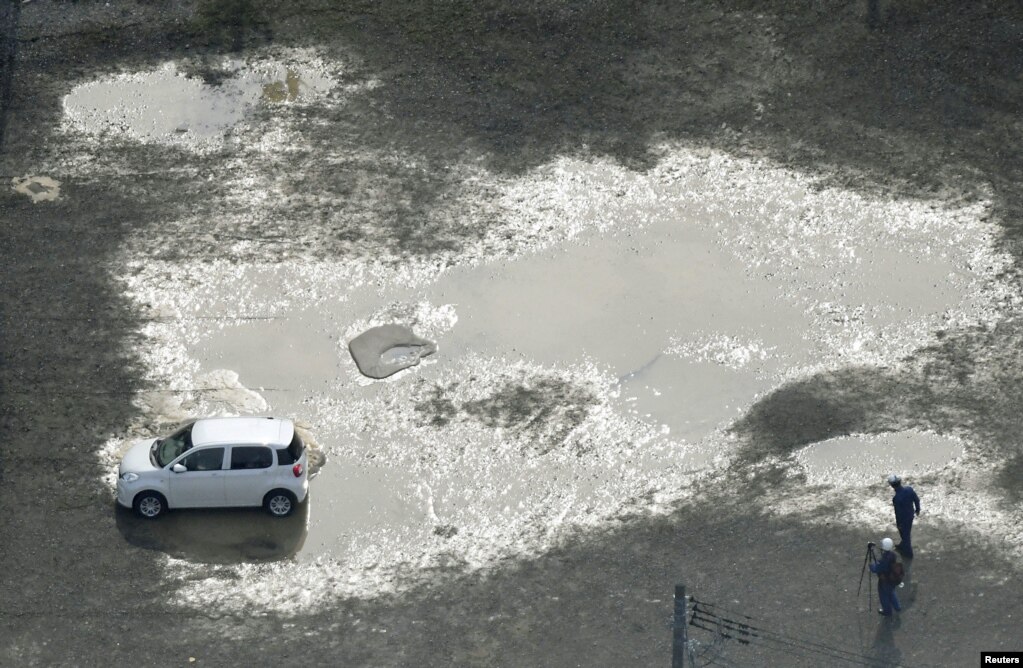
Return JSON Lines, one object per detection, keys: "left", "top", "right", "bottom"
{"left": 114, "top": 500, "right": 309, "bottom": 564}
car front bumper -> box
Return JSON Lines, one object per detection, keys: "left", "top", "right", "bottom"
{"left": 116, "top": 478, "right": 133, "bottom": 508}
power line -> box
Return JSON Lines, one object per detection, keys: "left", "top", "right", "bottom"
{"left": 688, "top": 597, "right": 936, "bottom": 668}
{"left": 692, "top": 604, "right": 879, "bottom": 667}
{"left": 692, "top": 602, "right": 928, "bottom": 668}
{"left": 0, "top": 386, "right": 300, "bottom": 397}
{"left": 692, "top": 608, "right": 877, "bottom": 667}
{"left": 687, "top": 606, "right": 740, "bottom": 668}
{"left": 11, "top": 315, "right": 286, "bottom": 322}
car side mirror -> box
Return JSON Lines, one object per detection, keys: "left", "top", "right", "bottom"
{"left": 172, "top": 463, "right": 187, "bottom": 473}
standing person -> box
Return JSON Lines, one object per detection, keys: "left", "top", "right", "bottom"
{"left": 888, "top": 474, "right": 921, "bottom": 558}
{"left": 869, "top": 538, "right": 902, "bottom": 616}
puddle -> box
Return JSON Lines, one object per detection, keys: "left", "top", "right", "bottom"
{"left": 62, "top": 50, "right": 337, "bottom": 149}
{"left": 380, "top": 346, "right": 424, "bottom": 365}
{"left": 158, "top": 191, "right": 970, "bottom": 568}
{"left": 110, "top": 146, "right": 1013, "bottom": 612}
{"left": 199, "top": 309, "right": 341, "bottom": 393}
{"left": 195, "top": 369, "right": 268, "bottom": 412}
{"left": 616, "top": 355, "right": 773, "bottom": 442}
{"left": 794, "top": 430, "right": 965, "bottom": 486}
{"left": 299, "top": 457, "right": 426, "bottom": 561}
{"left": 262, "top": 70, "right": 304, "bottom": 103}
{"left": 115, "top": 502, "right": 309, "bottom": 564}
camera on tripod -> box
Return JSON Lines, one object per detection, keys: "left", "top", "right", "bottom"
{"left": 858, "top": 541, "right": 881, "bottom": 604}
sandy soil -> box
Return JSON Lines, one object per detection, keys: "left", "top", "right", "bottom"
{"left": 2, "top": 1, "right": 1023, "bottom": 666}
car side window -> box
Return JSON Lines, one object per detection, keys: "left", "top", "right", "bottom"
{"left": 230, "top": 446, "right": 273, "bottom": 470}
{"left": 179, "top": 447, "right": 225, "bottom": 472}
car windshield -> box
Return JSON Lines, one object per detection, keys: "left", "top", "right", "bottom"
{"left": 153, "top": 422, "right": 195, "bottom": 467}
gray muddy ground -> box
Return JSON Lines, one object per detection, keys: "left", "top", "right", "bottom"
{"left": 2, "top": 1, "right": 1023, "bottom": 666}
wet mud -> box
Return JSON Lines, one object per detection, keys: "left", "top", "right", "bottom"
{"left": 115, "top": 502, "right": 309, "bottom": 563}
{"left": 99, "top": 142, "right": 1008, "bottom": 624}
{"left": 3, "top": 1, "right": 1023, "bottom": 666}
{"left": 62, "top": 51, "right": 337, "bottom": 150}
{"left": 794, "top": 430, "right": 965, "bottom": 486}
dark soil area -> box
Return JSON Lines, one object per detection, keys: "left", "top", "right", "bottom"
{"left": 2, "top": 1, "right": 1022, "bottom": 665}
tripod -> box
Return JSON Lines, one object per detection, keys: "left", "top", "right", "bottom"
{"left": 857, "top": 544, "right": 878, "bottom": 610}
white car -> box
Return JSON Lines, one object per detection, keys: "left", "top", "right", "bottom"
{"left": 117, "top": 417, "right": 309, "bottom": 518}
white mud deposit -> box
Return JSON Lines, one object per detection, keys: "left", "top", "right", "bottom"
{"left": 74, "top": 50, "right": 1020, "bottom": 615}
{"left": 107, "top": 149, "right": 1020, "bottom": 615}
{"left": 11, "top": 175, "right": 60, "bottom": 202}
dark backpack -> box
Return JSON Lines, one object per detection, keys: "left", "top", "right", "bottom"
{"left": 888, "top": 559, "right": 905, "bottom": 586}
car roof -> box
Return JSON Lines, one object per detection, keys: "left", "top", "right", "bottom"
{"left": 191, "top": 417, "right": 294, "bottom": 447}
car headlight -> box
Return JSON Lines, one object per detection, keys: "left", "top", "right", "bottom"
{"left": 120, "top": 472, "right": 139, "bottom": 482}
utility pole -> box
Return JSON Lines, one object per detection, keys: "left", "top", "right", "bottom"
{"left": 672, "top": 584, "right": 687, "bottom": 667}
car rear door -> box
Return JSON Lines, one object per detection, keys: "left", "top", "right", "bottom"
{"left": 224, "top": 445, "right": 275, "bottom": 507}
{"left": 168, "top": 446, "right": 227, "bottom": 508}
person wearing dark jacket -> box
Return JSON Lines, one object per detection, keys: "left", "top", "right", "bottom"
{"left": 888, "top": 474, "right": 921, "bottom": 558}
{"left": 869, "top": 537, "right": 902, "bottom": 616}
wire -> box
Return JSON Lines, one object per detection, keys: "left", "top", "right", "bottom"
{"left": 690, "top": 619, "right": 751, "bottom": 645}
{"left": 12, "top": 315, "right": 286, "bottom": 322}
{"left": 1, "top": 387, "right": 297, "bottom": 396}
{"left": 688, "top": 608, "right": 745, "bottom": 668}
{"left": 693, "top": 610, "right": 878, "bottom": 666}
{"left": 692, "top": 606, "right": 879, "bottom": 667}
{"left": 695, "top": 603, "right": 935, "bottom": 668}
{"left": 689, "top": 598, "right": 936, "bottom": 668}
{"left": 693, "top": 617, "right": 876, "bottom": 666}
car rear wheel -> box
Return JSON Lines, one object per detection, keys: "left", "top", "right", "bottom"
{"left": 264, "top": 489, "right": 296, "bottom": 517}
{"left": 133, "top": 491, "right": 166, "bottom": 519}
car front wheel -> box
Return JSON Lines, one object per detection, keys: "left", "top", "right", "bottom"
{"left": 133, "top": 491, "right": 166, "bottom": 519}
{"left": 264, "top": 489, "right": 296, "bottom": 517}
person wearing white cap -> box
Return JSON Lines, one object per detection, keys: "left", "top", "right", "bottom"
{"left": 868, "top": 538, "right": 902, "bottom": 616}
{"left": 888, "top": 474, "right": 921, "bottom": 558}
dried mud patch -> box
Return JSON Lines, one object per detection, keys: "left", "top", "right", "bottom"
{"left": 416, "top": 375, "right": 597, "bottom": 455}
